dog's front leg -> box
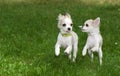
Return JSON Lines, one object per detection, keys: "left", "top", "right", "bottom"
{"left": 82, "top": 44, "right": 88, "bottom": 56}
{"left": 64, "top": 45, "right": 72, "bottom": 55}
{"left": 98, "top": 47, "right": 102, "bottom": 65}
{"left": 55, "top": 43, "right": 60, "bottom": 56}
{"left": 91, "top": 44, "right": 99, "bottom": 52}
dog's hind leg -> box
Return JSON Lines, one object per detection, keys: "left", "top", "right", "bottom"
{"left": 68, "top": 52, "right": 72, "bottom": 60}
{"left": 73, "top": 42, "right": 78, "bottom": 62}
{"left": 88, "top": 50, "right": 94, "bottom": 62}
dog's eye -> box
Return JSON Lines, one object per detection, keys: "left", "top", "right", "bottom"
{"left": 62, "top": 24, "right": 66, "bottom": 27}
{"left": 86, "top": 24, "right": 89, "bottom": 27}
{"left": 70, "top": 23, "right": 73, "bottom": 26}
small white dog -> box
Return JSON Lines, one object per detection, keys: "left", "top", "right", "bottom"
{"left": 55, "top": 13, "right": 78, "bottom": 62}
{"left": 79, "top": 17, "right": 103, "bottom": 65}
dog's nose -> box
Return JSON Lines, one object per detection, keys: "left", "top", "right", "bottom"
{"left": 68, "top": 28, "right": 71, "bottom": 31}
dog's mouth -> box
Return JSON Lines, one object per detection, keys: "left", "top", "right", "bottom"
{"left": 66, "top": 30, "right": 71, "bottom": 33}
{"left": 82, "top": 29, "right": 86, "bottom": 32}
{"left": 61, "top": 28, "right": 72, "bottom": 33}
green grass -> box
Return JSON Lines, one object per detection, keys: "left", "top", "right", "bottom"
{"left": 0, "top": 0, "right": 120, "bottom": 76}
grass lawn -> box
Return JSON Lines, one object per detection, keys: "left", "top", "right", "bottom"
{"left": 0, "top": 0, "right": 120, "bottom": 76}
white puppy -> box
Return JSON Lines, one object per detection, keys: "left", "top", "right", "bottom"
{"left": 79, "top": 17, "right": 103, "bottom": 65}
{"left": 55, "top": 13, "right": 78, "bottom": 62}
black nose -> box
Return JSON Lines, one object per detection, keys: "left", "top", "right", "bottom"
{"left": 68, "top": 28, "right": 71, "bottom": 31}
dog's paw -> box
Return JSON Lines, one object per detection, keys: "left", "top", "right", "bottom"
{"left": 55, "top": 51, "right": 60, "bottom": 56}
{"left": 82, "top": 50, "right": 87, "bottom": 56}
{"left": 64, "top": 51, "right": 70, "bottom": 55}
{"left": 72, "top": 58, "right": 76, "bottom": 62}
{"left": 68, "top": 54, "right": 72, "bottom": 59}
{"left": 100, "top": 59, "right": 102, "bottom": 66}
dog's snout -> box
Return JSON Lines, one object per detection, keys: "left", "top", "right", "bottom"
{"left": 68, "top": 28, "right": 71, "bottom": 31}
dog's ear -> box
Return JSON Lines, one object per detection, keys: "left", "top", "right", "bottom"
{"left": 65, "top": 13, "right": 71, "bottom": 18}
{"left": 57, "top": 13, "right": 63, "bottom": 20}
{"left": 93, "top": 17, "right": 100, "bottom": 26}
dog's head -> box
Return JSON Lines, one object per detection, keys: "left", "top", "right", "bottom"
{"left": 80, "top": 17, "right": 100, "bottom": 33}
{"left": 57, "top": 13, "right": 73, "bottom": 33}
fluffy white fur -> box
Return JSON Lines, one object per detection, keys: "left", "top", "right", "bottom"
{"left": 79, "top": 17, "right": 103, "bottom": 65}
{"left": 55, "top": 13, "right": 78, "bottom": 62}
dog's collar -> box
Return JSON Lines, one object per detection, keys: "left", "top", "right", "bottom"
{"left": 61, "top": 33, "right": 72, "bottom": 37}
